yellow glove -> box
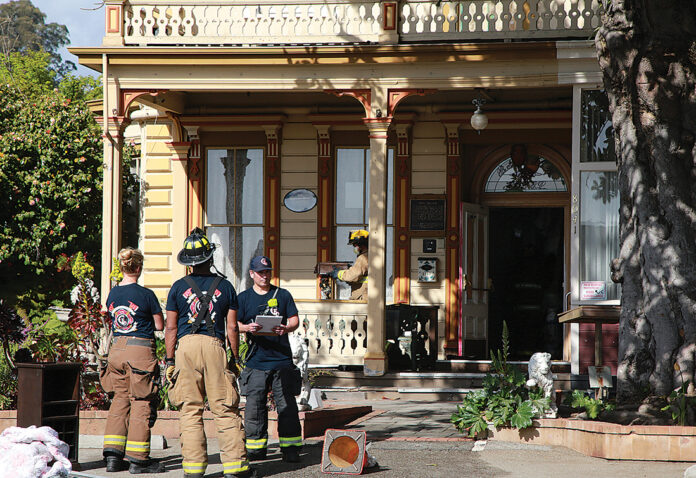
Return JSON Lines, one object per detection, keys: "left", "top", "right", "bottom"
{"left": 165, "top": 358, "right": 176, "bottom": 383}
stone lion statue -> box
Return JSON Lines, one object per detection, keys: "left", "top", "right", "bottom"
{"left": 289, "top": 333, "right": 312, "bottom": 410}
{"left": 526, "top": 352, "right": 557, "bottom": 418}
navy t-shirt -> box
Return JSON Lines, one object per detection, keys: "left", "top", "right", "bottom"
{"left": 166, "top": 274, "right": 238, "bottom": 340}
{"left": 237, "top": 286, "right": 299, "bottom": 370}
{"left": 106, "top": 283, "right": 162, "bottom": 340}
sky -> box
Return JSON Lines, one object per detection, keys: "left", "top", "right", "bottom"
{"left": 18, "top": 0, "right": 105, "bottom": 77}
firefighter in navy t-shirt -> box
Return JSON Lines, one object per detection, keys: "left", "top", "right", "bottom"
{"left": 164, "top": 228, "right": 252, "bottom": 478}
{"left": 101, "top": 248, "right": 165, "bottom": 474}
{"left": 237, "top": 255, "right": 302, "bottom": 463}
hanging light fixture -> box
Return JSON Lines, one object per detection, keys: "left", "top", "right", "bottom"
{"left": 470, "top": 98, "right": 488, "bottom": 134}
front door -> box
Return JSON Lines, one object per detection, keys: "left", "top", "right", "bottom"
{"left": 488, "top": 207, "right": 565, "bottom": 360}
{"left": 459, "top": 202, "right": 489, "bottom": 359}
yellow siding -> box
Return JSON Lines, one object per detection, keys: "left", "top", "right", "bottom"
{"left": 146, "top": 124, "right": 173, "bottom": 139}
{"left": 282, "top": 172, "right": 318, "bottom": 189}
{"left": 144, "top": 255, "right": 169, "bottom": 270}
{"left": 144, "top": 206, "right": 174, "bottom": 221}
{"left": 281, "top": 139, "right": 317, "bottom": 156}
{"left": 146, "top": 141, "right": 173, "bottom": 155}
{"left": 144, "top": 223, "right": 170, "bottom": 238}
{"left": 144, "top": 239, "right": 174, "bottom": 254}
{"left": 145, "top": 189, "right": 171, "bottom": 205}
{"left": 143, "top": 272, "right": 175, "bottom": 288}
{"left": 145, "top": 173, "right": 174, "bottom": 188}
{"left": 145, "top": 157, "right": 172, "bottom": 172}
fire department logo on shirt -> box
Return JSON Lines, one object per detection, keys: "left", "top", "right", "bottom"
{"left": 110, "top": 301, "right": 139, "bottom": 334}
{"left": 182, "top": 288, "right": 222, "bottom": 324}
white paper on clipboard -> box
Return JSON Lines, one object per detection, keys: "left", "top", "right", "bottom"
{"left": 254, "top": 315, "right": 282, "bottom": 335}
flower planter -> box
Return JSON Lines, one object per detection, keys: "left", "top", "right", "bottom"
{"left": 487, "top": 418, "right": 696, "bottom": 461}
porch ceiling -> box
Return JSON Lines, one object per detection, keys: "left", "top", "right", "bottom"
{"left": 146, "top": 86, "right": 573, "bottom": 116}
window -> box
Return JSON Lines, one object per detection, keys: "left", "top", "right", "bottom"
{"left": 572, "top": 88, "right": 620, "bottom": 303}
{"left": 335, "top": 147, "right": 394, "bottom": 301}
{"left": 205, "top": 148, "right": 264, "bottom": 292}
{"left": 485, "top": 156, "right": 567, "bottom": 193}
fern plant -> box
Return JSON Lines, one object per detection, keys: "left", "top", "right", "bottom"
{"left": 451, "top": 321, "right": 550, "bottom": 437}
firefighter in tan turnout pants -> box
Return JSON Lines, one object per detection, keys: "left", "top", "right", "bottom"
{"left": 332, "top": 229, "right": 369, "bottom": 300}
{"left": 165, "top": 228, "right": 255, "bottom": 478}
{"left": 101, "top": 248, "right": 165, "bottom": 474}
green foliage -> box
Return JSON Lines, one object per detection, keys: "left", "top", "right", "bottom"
{"left": 566, "top": 389, "right": 615, "bottom": 419}
{"left": 661, "top": 381, "right": 696, "bottom": 426}
{"left": 0, "top": 0, "right": 74, "bottom": 76}
{"left": 451, "top": 321, "right": 551, "bottom": 437}
{"left": 109, "top": 257, "right": 124, "bottom": 283}
{"left": 0, "top": 50, "right": 55, "bottom": 97}
{"left": 0, "top": 349, "right": 17, "bottom": 409}
{"left": 0, "top": 79, "right": 103, "bottom": 306}
{"left": 23, "top": 316, "right": 77, "bottom": 362}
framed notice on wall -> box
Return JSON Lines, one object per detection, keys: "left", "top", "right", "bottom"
{"left": 581, "top": 281, "right": 607, "bottom": 300}
{"left": 410, "top": 197, "right": 446, "bottom": 232}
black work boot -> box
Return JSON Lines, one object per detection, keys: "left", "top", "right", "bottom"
{"left": 224, "top": 468, "right": 258, "bottom": 478}
{"left": 128, "top": 459, "right": 165, "bottom": 474}
{"left": 281, "top": 448, "right": 300, "bottom": 463}
{"left": 246, "top": 449, "right": 267, "bottom": 461}
{"left": 105, "top": 456, "right": 128, "bottom": 472}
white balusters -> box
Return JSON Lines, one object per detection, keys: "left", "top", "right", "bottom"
{"left": 295, "top": 307, "right": 368, "bottom": 365}
{"left": 124, "top": 1, "right": 384, "bottom": 46}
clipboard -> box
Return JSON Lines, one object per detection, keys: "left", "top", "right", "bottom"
{"left": 254, "top": 315, "right": 282, "bottom": 336}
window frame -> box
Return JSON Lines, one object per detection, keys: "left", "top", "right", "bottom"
{"left": 203, "top": 146, "right": 266, "bottom": 290}
{"left": 570, "top": 85, "right": 620, "bottom": 307}
{"left": 333, "top": 145, "right": 395, "bottom": 302}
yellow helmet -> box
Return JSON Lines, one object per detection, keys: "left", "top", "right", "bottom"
{"left": 348, "top": 229, "right": 369, "bottom": 247}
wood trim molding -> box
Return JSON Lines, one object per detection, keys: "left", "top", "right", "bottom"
{"left": 394, "top": 123, "right": 412, "bottom": 304}
{"left": 184, "top": 125, "right": 203, "bottom": 231}
{"left": 443, "top": 123, "right": 462, "bottom": 354}
{"left": 120, "top": 89, "right": 167, "bottom": 117}
{"left": 315, "top": 125, "right": 333, "bottom": 299}
{"left": 264, "top": 125, "right": 282, "bottom": 287}
{"left": 325, "top": 89, "right": 372, "bottom": 117}
{"left": 387, "top": 89, "right": 437, "bottom": 117}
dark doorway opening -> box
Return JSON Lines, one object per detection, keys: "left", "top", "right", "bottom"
{"left": 488, "top": 208, "right": 565, "bottom": 361}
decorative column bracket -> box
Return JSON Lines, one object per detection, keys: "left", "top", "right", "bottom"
{"left": 264, "top": 125, "right": 282, "bottom": 287}
{"left": 443, "top": 122, "right": 462, "bottom": 354}
{"left": 313, "top": 124, "right": 333, "bottom": 299}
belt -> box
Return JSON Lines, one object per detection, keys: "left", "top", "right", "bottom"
{"left": 120, "top": 337, "right": 155, "bottom": 347}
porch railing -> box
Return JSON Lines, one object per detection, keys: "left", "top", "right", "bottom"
{"left": 110, "top": 0, "right": 601, "bottom": 46}
{"left": 294, "top": 301, "right": 367, "bottom": 366}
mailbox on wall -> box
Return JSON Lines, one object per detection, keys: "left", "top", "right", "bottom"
{"left": 417, "top": 257, "right": 437, "bottom": 282}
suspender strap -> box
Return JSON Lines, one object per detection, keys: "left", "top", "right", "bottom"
{"left": 183, "top": 276, "right": 223, "bottom": 334}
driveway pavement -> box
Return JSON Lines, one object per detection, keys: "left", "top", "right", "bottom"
{"left": 70, "top": 398, "right": 693, "bottom": 478}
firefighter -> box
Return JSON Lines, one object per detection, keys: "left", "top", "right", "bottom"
{"left": 331, "top": 229, "right": 369, "bottom": 300}
{"left": 237, "top": 256, "right": 303, "bottom": 463}
{"left": 164, "top": 228, "right": 254, "bottom": 478}
{"left": 101, "top": 247, "right": 165, "bottom": 474}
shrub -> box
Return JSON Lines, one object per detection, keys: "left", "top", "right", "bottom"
{"left": 451, "top": 322, "right": 550, "bottom": 437}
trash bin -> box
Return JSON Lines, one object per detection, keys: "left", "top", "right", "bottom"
{"left": 385, "top": 304, "right": 438, "bottom": 371}
{"left": 17, "top": 362, "right": 81, "bottom": 464}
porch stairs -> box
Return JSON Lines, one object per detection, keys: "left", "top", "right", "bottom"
{"left": 312, "top": 360, "right": 573, "bottom": 402}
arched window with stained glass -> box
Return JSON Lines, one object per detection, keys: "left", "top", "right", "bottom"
{"left": 484, "top": 145, "right": 567, "bottom": 193}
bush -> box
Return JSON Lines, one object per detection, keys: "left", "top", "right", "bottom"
{"left": 451, "top": 322, "right": 551, "bottom": 437}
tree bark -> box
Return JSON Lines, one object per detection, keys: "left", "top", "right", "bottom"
{"left": 596, "top": 1, "right": 696, "bottom": 402}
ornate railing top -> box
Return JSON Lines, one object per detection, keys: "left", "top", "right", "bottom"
{"left": 103, "top": 0, "right": 601, "bottom": 47}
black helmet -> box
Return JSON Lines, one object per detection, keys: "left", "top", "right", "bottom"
{"left": 177, "top": 228, "right": 215, "bottom": 266}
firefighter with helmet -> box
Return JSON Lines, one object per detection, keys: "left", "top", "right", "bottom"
{"left": 164, "top": 228, "right": 255, "bottom": 478}
{"left": 331, "top": 229, "right": 369, "bottom": 300}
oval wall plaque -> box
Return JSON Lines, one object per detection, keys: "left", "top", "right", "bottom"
{"left": 283, "top": 188, "right": 317, "bottom": 213}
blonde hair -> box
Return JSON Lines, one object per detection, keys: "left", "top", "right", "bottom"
{"left": 118, "top": 247, "right": 144, "bottom": 274}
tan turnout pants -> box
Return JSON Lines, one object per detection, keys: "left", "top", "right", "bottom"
{"left": 168, "top": 334, "right": 248, "bottom": 476}
{"left": 101, "top": 336, "right": 159, "bottom": 463}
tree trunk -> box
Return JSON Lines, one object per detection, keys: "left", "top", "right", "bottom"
{"left": 596, "top": 1, "right": 696, "bottom": 402}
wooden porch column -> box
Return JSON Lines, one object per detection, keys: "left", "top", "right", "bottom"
{"left": 314, "top": 124, "right": 333, "bottom": 298}
{"left": 264, "top": 125, "right": 282, "bottom": 286}
{"left": 443, "top": 123, "right": 462, "bottom": 355}
{"left": 167, "top": 141, "right": 191, "bottom": 281}
{"left": 100, "top": 70, "right": 127, "bottom": 301}
{"left": 183, "top": 126, "right": 203, "bottom": 231}
{"left": 394, "top": 123, "right": 412, "bottom": 304}
{"left": 364, "top": 119, "right": 391, "bottom": 376}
